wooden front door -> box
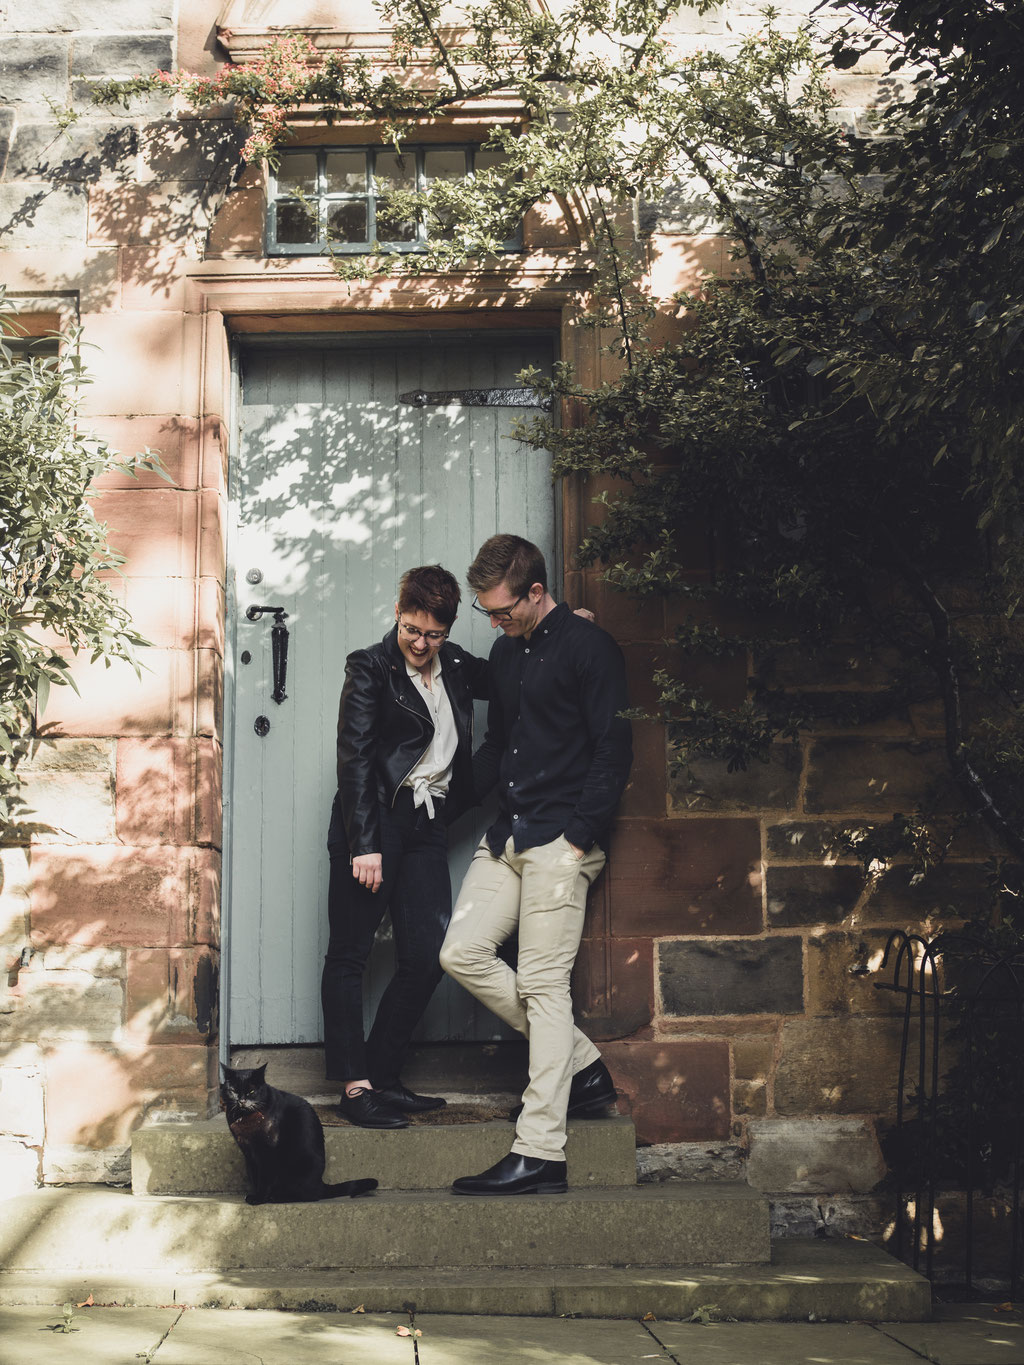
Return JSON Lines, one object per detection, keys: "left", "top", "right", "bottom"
{"left": 226, "top": 333, "right": 557, "bottom": 1046}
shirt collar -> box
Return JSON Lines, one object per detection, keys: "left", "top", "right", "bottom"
{"left": 406, "top": 653, "right": 443, "bottom": 685}
{"left": 527, "top": 600, "right": 571, "bottom": 642}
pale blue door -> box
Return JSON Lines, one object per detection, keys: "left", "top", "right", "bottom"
{"left": 227, "top": 333, "right": 557, "bottom": 1046}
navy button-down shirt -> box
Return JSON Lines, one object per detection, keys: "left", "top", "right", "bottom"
{"left": 472, "top": 602, "right": 633, "bottom": 854}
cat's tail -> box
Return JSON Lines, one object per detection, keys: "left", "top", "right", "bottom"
{"left": 322, "top": 1178, "right": 378, "bottom": 1199}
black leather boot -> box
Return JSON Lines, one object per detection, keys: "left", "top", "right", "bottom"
{"left": 508, "top": 1057, "right": 617, "bottom": 1122}
{"left": 452, "top": 1151, "right": 568, "bottom": 1195}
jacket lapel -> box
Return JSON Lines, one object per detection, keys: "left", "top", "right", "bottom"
{"left": 385, "top": 626, "right": 432, "bottom": 723}
{"left": 440, "top": 645, "right": 472, "bottom": 748}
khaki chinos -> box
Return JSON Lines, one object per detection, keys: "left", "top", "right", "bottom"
{"left": 441, "top": 831, "right": 606, "bottom": 1161}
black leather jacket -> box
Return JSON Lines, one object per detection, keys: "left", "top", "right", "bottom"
{"left": 332, "top": 625, "right": 489, "bottom": 857}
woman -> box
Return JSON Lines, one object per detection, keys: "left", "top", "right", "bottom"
{"left": 320, "top": 564, "right": 488, "bottom": 1128}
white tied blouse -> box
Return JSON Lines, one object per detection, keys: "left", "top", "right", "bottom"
{"left": 402, "top": 654, "right": 458, "bottom": 818}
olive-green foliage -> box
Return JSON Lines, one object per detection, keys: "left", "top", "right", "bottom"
{"left": 0, "top": 300, "right": 164, "bottom": 834}
{"left": 558, "top": 0, "right": 1024, "bottom": 866}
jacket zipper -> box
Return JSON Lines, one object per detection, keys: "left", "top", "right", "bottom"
{"left": 391, "top": 690, "right": 434, "bottom": 809}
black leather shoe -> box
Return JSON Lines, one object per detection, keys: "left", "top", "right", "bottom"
{"left": 452, "top": 1151, "right": 568, "bottom": 1196}
{"left": 508, "top": 1058, "right": 617, "bottom": 1122}
{"left": 336, "top": 1087, "right": 408, "bottom": 1129}
{"left": 373, "top": 1082, "right": 446, "bottom": 1113}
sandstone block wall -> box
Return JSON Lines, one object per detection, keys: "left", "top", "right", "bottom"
{"left": 0, "top": 0, "right": 226, "bottom": 1188}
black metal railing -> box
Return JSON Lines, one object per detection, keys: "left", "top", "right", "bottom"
{"left": 878, "top": 929, "right": 1024, "bottom": 1296}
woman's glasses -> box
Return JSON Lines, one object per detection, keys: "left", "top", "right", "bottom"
{"left": 398, "top": 620, "right": 449, "bottom": 643}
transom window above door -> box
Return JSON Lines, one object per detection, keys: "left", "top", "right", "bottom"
{"left": 267, "top": 145, "right": 520, "bottom": 255}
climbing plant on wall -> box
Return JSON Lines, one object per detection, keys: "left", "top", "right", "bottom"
{"left": 0, "top": 300, "right": 164, "bottom": 834}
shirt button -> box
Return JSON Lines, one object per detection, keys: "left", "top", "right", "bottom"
{"left": 508, "top": 780, "right": 513, "bottom": 787}
{"left": 525, "top": 648, "right": 530, "bottom": 654}
{"left": 512, "top": 813, "right": 519, "bottom": 820}
{"left": 513, "top": 748, "right": 518, "bottom": 754}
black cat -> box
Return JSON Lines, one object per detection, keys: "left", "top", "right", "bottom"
{"left": 221, "top": 1064, "right": 378, "bottom": 1205}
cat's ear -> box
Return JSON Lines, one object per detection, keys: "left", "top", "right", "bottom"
{"left": 254, "top": 1063, "right": 268, "bottom": 1080}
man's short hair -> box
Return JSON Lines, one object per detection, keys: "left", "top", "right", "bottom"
{"left": 467, "top": 535, "right": 548, "bottom": 598}
{"left": 397, "top": 564, "right": 461, "bottom": 626}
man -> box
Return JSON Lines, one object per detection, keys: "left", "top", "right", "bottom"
{"left": 440, "top": 534, "right": 633, "bottom": 1193}
{"left": 322, "top": 565, "right": 487, "bottom": 1128}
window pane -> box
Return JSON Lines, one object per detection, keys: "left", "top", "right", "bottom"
{"left": 374, "top": 152, "right": 417, "bottom": 242}
{"left": 422, "top": 149, "right": 463, "bottom": 242}
{"left": 374, "top": 151, "right": 416, "bottom": 190}
{"left": 474, "top": 147, "right": 510, "bottom": 179}
{"left": 277, "top": 153, "right": 318, "bottom": 196}
{"left": 325, "top": 152, "right": 367, "bottom": 194}
{"left": 275, "top": 200, "right": 318, "bottom": 244}
{"left": 327, "top": 199, "right": 368, "bottom": 242}
{"left": 376, "top": 203, "right": 417, "bottom": 242}
{"left": 424, "top": 148, "right": 467, "bottom": 182}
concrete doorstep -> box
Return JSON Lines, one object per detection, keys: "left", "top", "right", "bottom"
{"left": 131, "top": 1115, "right": 639, "bottom": 1195}
{"left": 1, "top": 1303, "right": 1021, "bottom": 1365}
{"left": 0, "top": 1183, "right": 770, "bottom": 1273}
{"left": 0, "top": 1234, "right": 930, "bottom": 1322}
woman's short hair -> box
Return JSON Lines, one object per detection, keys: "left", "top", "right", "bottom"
{"left": 397, "top": 564, "right": 461, "bottom": 626}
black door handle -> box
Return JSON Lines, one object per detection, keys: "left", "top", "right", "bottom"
{"left": 245, "top": 605, "right": 289, "bottom": 704}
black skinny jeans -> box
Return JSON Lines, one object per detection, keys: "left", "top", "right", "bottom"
{"left": 321, "top": 788, "right": 451, "bottom": 1086}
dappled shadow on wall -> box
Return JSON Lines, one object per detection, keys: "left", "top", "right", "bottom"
{"left": 4, "top": 117, "right": 247, "bottom": 304}
{"left": 1, "top": 734, "right": 221, "bottom": 1170}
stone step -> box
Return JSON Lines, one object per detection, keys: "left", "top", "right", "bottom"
{"left": 0, "top": 1239, "right": 932, "bottom": 1321}
{"left": 0, "top": 1183, "right": 768, "bottom": 1274}
{"left": 131, "top": 1116, "right": 638, "bottom": 1195}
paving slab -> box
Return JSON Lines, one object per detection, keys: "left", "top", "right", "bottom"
{"left": 0, "top": 1306, "right": 179, "bottom": 1365}
{"left": 152, "top": 1308, "right": 416, "bottom": 1364}
{"left": 879, "top": 1303, "right": 1024, "bottom": 1365}
{"left": 647, "top": 1320, "right": 929, "bottom": 1363}
{"left": 398, "top": 1312, "right": 673, "bottom": 1363}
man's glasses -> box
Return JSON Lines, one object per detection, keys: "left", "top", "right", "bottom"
{"left": 471, "top": 593, "right": 526, "bottom": 624}
{"left": 398, "top": 620, "right": 449, "bottom": 643}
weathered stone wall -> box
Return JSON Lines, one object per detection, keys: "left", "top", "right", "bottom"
{"left": 0, "top": 0, "right": 968, "bottom": 1229}
{"left": 1, "top": 0, "right": 228, "bottom": 1189}
{"left": 572, "top": 531, "right": 997, "bottom": 1222}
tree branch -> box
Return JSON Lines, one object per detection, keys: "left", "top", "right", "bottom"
{"left": 408, "top": 0, "right": 468, "bottom": 98}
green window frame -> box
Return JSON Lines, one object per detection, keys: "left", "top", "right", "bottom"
{"left": 266, "top": 144, "right": 521, "bottom": 256}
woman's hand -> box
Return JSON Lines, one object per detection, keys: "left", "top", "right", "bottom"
{"left": 351, "top": 853, "right": 383, "bottom": 892}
